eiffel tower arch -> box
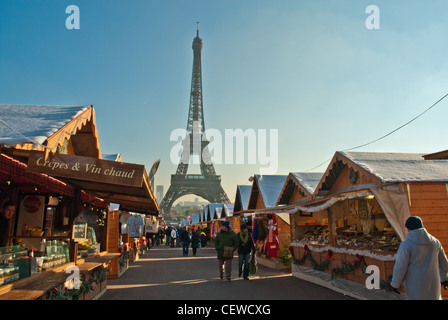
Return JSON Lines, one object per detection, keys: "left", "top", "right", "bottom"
{"left": 160, "top": 23, "right": 230, "bottom": 214}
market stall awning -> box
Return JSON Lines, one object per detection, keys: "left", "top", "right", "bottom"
{"left": 1, "top": 152, "right": 75, "bottom": 196}
{"left": 26, "top": 151, "right": 159, "bottom": 215}
{"left": 1, "top": 152, "right": 108, "bottom": 207}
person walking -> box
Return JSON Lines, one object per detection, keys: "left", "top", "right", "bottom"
{"left": 176, "top": 227, "right": 181, "bottom": 247}
{"left": 170, "top": 227, "right": 177, "bottom": 248}
{"left": 165, "top": 226, "right": 171, "bottom": 246}
{"left": 155, "top": 228, "right": 161, "bottom": 246}
{"left": 214, "top": 221, "right": 239, "bottom": 281}
{"left": 391, "top": 216, "right": 448, "bottom": 300}
{"left": 191, "top": 228, "right": 200, "bottom": 256}
{"left": 237, "top": 224, "right": 255, "bottom": 280}
{"left": 180, "top": 227, "right": 191, "bottom": 256}
{"left": 200, "top": 230, "right": 207, "bottom": 248}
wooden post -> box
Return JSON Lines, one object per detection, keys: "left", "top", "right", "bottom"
{"left": 70, "top": 240, "right": 78, "bottom": 264}
{"left": 327, "top": 206, "right": 335, "bottom": 246}
{"left": 122, "top": 234, "right": 129, "bottom": 244}
{"left": 290, "top": 212, "right": 297, "bottom": 241}
{"left": 69, "top": 188, "right": 82, "bottom": 264}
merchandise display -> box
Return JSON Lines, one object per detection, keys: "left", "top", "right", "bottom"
{"left": 0, "top": 246, "right": 29, "bottom": 285}
{"left": 293, "top": 197, "right": 401, "bottom": 254}
{"left": 36, "top": 240, "right": 70, "bottom": 272}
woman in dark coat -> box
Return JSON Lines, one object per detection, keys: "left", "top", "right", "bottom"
{"left": 191, "top": 228, "right": 200, "bottom": 256}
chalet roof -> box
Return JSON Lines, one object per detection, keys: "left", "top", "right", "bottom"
{"left": 249, "top": 174, "right": 287, "bottom": 209}
{"left": 315, "top": 151, "right": 448, "bottom": 196}
{"left": 191, "top": 214, "right": 200, "bottom": 224}
{"left": 102, "top": 153, "right": 122, "bottom": 162}
{"left": 206, "top": 203, "right": 222, "bottom": 220}
{"left": 341, "top": 151, "right": 448, "bottom": 183}
{"left": 290, "top": 172, "right": 323, "bottom": 194}
{"left": 233, "top": 185, "right": 252, "bottom": 212}
{"left": 0, "top": 104, "right": 91, "bottom": 146}
{"left": 213, "top": 206, "right": 223, "bottom": 220}
{"left": 221, "top": 203, "right": 234, "bottom": 217}
{"left": 423, "top": 149, "right": 448, "bottom": 160}
{"left": 277, "top": 172, "right": 323, "bottom": 205}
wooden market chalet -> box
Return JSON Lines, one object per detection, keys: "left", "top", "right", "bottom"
{"left": 0, "top": 104, "right": 159, "bottom": 300}
{"left": 186, "top": 150, "right": 448, "bottom": 300}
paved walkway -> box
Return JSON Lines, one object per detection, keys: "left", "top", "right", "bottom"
{"left": 101, "top": 245, "right": 353, "bottom": 300}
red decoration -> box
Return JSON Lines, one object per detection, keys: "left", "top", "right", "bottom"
{"left": 355, "top": 254, "right": 363, "bottom": 266}
{"left": 265, "top": 215, "right": 279, "bottom": 258}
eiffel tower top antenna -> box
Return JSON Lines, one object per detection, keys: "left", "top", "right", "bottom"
{"left": 197, "top": 21, "right": 199, "bottom": 36}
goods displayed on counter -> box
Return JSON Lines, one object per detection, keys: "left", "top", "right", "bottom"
{"left": 297, "top": 225, "right": 330, "bottom": 245}
{"left": 0, "top": 246, "right": 27, "bottom": 286}
{"left": 335, "top": 228, "right": 401, "bottom": 252}
{"left": 0, "top": 240, "right": 73, "bottom": 286}
{"left": 77, "top": 240, "right": 96, "bottom": 251}
{"left": 295, "top": 224, "right": 401, "bottom": 252}
{"left": 36, "top": 240, "right": 70, "bottom": 272}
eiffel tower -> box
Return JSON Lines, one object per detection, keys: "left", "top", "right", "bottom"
{"left": 160, "top": 23, "right": 230, "bottom": 214}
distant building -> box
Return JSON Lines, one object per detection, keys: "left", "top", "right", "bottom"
{"left": 156, "top": 185, "right": 164, "bottom": 204}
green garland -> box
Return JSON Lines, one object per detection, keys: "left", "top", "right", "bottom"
{"left": 291, "top": 246, "right": 331, "bottom": 272}
{"left": 46, "top": 273, "right": 90, "bottom": 300}
{"left": 119, "top": 251, "right": 130, "bottom": 268}
{"left": 91, "top": 265, "right": 109, "bottom": 284}
{"left": 291, "top": 245, "right": 393, "bottom": 291}
{"left": 46, "top": 265, "right": 110, "bottom": 300}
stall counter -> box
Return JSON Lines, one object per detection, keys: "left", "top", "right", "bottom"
{"left": 0, "top": 252, "right": 119, "bottom": 300}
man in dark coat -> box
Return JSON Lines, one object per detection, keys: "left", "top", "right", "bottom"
{"left": 214, "top": 221, "right": 239, "bottom": 281}
{"left": 180, "top": 227, "right": 191, "bottom": 256}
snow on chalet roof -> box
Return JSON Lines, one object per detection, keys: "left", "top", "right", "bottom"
{"left": 207, "top": 203, "right": 222, "bottom": 220}
{"left": 102, "top": 154, "right": 122, "bottom": 162}
{"left": 191, "top": 214, "right": 200, "bottom": 224}
{"left": 255, "top": 174, "right": 287, "bottom": 208}
{"left": 237, "top": 185, "right": 252, "bottom": 211}
{"left": 214, "top": 207, "right": 223, "bottom": 219}
{"left": 0, "top": 104, "right": 90, "bottom": 146}
{"left": 290, "top": 172, "right": 323, "bottom": 194}
{"left": 222, "top": 203, "right": 234, "bottom": 217}
{"left": 340, "top": 151, "right": 448, "bottom": 183}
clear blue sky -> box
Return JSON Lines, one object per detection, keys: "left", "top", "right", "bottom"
{"left": 1, "top": 0, "right": 448, "bottom": 203}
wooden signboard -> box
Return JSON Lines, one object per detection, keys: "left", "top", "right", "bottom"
{"left": 27, "top": 151, "right": 144, "bottom": 188}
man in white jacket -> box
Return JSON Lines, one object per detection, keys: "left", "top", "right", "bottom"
{"left": 391, "top": 216, "right": 448, "bottom": 300}
{"left": 170, "top": 227, "right": 177, "bottom": 248}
